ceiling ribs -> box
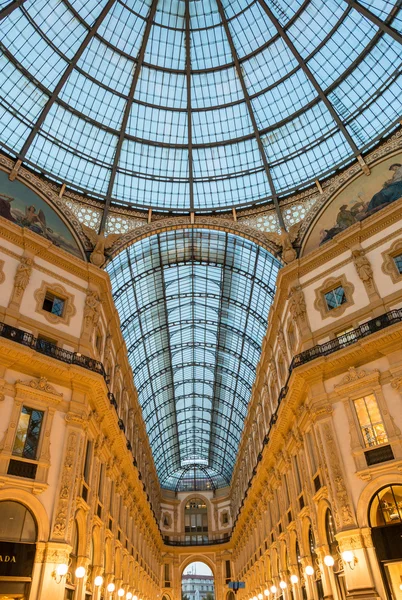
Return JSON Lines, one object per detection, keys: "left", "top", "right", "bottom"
{"left": 0, "top": 0, "right": 25, "bottom": 20}
{"left": 99, "top": 0, "right": 159, "bottom": 232}
{"left": 215, "top": 0, "right": 286, "bottom": 229}
{"left": 185, "top": 0, "right": 194, "bottom": 212}
{"left": 344, "top": 0, "right": 402, "bottom": 45}
{"left": 257, "top": 0, "right": 362, "bottom": 163}
{"left": 156, "top": 233, "right": 182, "bottom": 472}
{"left": 11, "top": 0, "right": 117, "bottom": 178}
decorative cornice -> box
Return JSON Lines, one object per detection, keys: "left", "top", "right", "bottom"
{"left": 334, "top": 367, "right": 380, "bottom": 395}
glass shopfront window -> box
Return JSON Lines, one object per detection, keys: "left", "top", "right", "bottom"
{"left": 369, "top": 485, "right": 402, "bottom": 600}
{"left": 0, "top": 501, "right": 37, "bottom": 600}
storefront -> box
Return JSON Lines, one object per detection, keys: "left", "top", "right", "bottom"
{"left": 0, "top": 501, "right": 37, "bottom": 600}
{"left": 369, "top": 484, "right": 402, "bottom": 599}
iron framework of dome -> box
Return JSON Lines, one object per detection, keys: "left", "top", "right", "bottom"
{"left": 107, "top": 229, "right": 280, "bottom": 491}
{"left": 0, "top": 0, "right": 401, "bottom": 220}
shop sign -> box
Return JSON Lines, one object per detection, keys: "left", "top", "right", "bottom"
{"left": 0, "top": 541, "right": 35, "bottom": 577}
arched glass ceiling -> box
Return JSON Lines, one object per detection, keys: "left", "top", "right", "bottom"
{"left": 107, "top": 229, "right": 280, "bottom": 491}
{"left": 0, "top": 0, "right": 401, "bottom": 212}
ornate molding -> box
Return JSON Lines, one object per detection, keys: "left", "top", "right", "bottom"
{"left": 52, "top": 431, "right": 79, "bottom": 538}
{"left": 334, "top": 367, "right": 380, "bottom": 395}
{"left": 16, "top": 376, "right": 63, "bottom": 396}
{"left": 314, "top": 274, "right": 355, "bottom": 320}
{"left": 381, "top": 237, "right": 402, "bottom": 284}
{"left": 34, "top": 281, "right": 76, "bottom": 326}
{"left": 106, "top": 217, "right": 281, "bottom": 263}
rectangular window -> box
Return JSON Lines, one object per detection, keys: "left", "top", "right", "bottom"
{"left": 13, "top": 406, "right": 44, "bottom": 459}
{"left": 293, "top": 455, "right": 302, "bottom": 494}
{"left": 98, "top": 463, "right": 105, "bottom": 502}
{"left": 42, "top": 291, "right": 65, "bottom": 316}
{"left": 306, "top": 431, "right": 318, "bottom": 474}
{"left": 354, "top": 394, "right": 388, "bottom": 448}
{"left": 325, "top": 286, "right": 346, "bottom": 310}
{"left": 83, "top": 441, "right": 92, "bottom": 484}
{"left": 393, "top": 253, "right": 402, "bottom": 274}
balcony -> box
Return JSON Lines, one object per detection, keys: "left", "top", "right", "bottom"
{"left": 0, "top": 322, "right": 105, "bottom": 377}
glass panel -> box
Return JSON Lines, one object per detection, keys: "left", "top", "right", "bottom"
{"left": 384, "top": 561, "right": 402, "bottom": 600}
{"left": 369, "top": 485, "right": 402, "bottom": 526}
{"left": 354, "top": 394, "right": 388, "bottom": 448}
{"left": 324, "top": 286, "right": 346, "bottom": 310}
{"left": 107, "top": 230, "right": 280, "bottom": 490}
{"left": 13, "top": 406, "right": 44, "bottom": 459}
{"left": 393, "top": 253, "right": 402, "bottom": 275}
{"left": 0, "top": 501, "right": 37, "bottom": 542}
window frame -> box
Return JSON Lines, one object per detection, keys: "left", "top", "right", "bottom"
{"left": 314, "top": 275, "right": 355, "bottom": 319}
{"left": 352, "top": 393, "right": 389, "bottom": 449}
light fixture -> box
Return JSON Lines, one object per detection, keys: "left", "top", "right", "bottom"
{"left": 133, "top": 596, "right": 138, "bottom": 600}
{"left": 258, "top": 594, "right": 263, "bottom": 599}
{"left": 75, "top": 566, "right": 86, "bottom": 579}
{"left": 264, "top": 590, "right": 270, "bottom": 597}
{"left": 56, "top": 563, "right": 69, "bottom": 577}
{"left": 324, "top": 555, "right": 335, "bottom": 567}
{"left": 107, "top": 583, "right": 116, "bottom": 593}
{"left": 290, "top": 575, "right": 298, "bottom": 584}
{"left": 118, "top": 590, "right": 125, "bottom": 597}
{"left": 126, "top": 593, "right": 133, "bottom": 599}
{"left": 253, "top": 595, "right": 257, "bottom": 600}
{"left": 270, "top": 586, "right": 277, "bottom": 594}
{"left": 341, "top": 550, "right": 357, "bottom": 569}
{"left": 94, "top": 575, "right": 104, "bottom": 587}
{"left": 305, "top": 565, "right": 314, "bottom": 576}
{"left": 279, "top": 582, "right": 287, "bottom": 590}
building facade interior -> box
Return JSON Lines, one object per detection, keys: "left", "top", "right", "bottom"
{"left": 0, "top": 0, "right": 401, "bottom": 599}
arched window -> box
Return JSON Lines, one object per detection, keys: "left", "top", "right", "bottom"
{"left": 184, "top": 498, "right": 208, "bottom": 543}
{"left": 0, "top": 501, "right": 37, "bottom": 599}
{"left": 325, "top": 509, "right": 337, "bottom": 554}
{"left": 369, "top": 485, "right": 402, "bottom": 599}
{"left": 369, "top": 484, "right": 402, "bottom": 527}
{"left": 308, "top": 527, "right": 324, "bottom": 599}
{"left": 325, "top": 509, "right": 347, "bottom": 600}
{"left": 0, "top": 501, "right": 37, "bottom": 542}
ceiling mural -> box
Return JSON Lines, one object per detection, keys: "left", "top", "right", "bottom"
{"left": 0, "top": 169, "right": 83, "bottom": 258}
{"left": 303, "top": 152, "right": 402, "bottom": 254}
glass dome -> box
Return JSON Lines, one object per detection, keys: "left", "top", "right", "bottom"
{"left": 0, "top": 0, "right": 401, "bottom": 213}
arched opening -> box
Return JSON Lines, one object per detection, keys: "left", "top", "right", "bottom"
{"left": 0, "top": 500, "right": 37, "bottom": 599}
{"left": 324, "top": 508, "right": 346, "bottom": 600}
{"left": 182, "top": 562, "right": 214, "bottom": 600}
{"left": 308, "top": 526, "right": 324, "bottom": 600}
{"left": 184, "top": 498, "right": 209, "bottom": 544}
{"left": 369, "top": 484, "right": 402, "bottom": 599}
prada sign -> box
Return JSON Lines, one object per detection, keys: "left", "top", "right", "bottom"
{"left": 0, "top": 541, "right": 35, "bottom": 577}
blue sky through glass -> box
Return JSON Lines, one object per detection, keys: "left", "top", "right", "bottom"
{"left": 0, "top": 0, "right": 400, "bottom": 211}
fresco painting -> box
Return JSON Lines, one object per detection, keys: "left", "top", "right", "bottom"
{"left": 303, "top": 154, "right": 402, "bottom": 254}
{"left": 0, "top": 170, "right": 82, "bottom": 258}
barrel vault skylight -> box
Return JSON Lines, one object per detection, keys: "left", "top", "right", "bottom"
{"left": 107, "top": 229, "right": 280, "bottom": 491}
{"left": 0, "top": 0, "right": 401, "bottom": 212}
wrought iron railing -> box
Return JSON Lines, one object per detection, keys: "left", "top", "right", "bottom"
{"left": 0, "top": 321, "right": 105, "bottom": 376}
{"left": 2, "top": 308, "right": 402, "bottom": 544}
{"left": 290, "top": 308, "right": 402, "bottom": 372}
{"left": 232, "top": 307, "right": 402, "bottom": 531}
